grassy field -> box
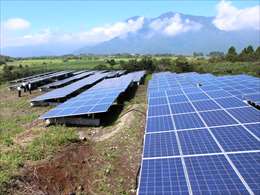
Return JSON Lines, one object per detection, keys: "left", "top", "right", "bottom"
{"left": 0, "top": 76, "right": 147, "bottom": 194}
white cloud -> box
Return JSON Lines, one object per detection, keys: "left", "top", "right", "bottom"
{"left": 149, "top": 13, "right": 202, "bottom": 36}
{"left": 1, "top": 17, "right": 144, "bottom": 48}
{"left": 213, "top": 0, "right": 260, "bottom": 31}
{"left": 3, "top": 18, "right": 31, "bottom": 30}
{"left": 76, "top": 16, "right": 144, "bottom": 44}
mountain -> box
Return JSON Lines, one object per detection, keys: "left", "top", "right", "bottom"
{"left": 77, "top": 12, "right": 259, "bottom": 55}
{"left": 2, "top": 12, "right": 259, "bottom": 57}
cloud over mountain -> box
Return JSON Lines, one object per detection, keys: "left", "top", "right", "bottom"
{"left": 150, "top": 13, "right": 202, "bottom": 36}
{"left": 1, "top": 0, "right": 259, "bottom": 57}
{"left": 213, "top": 0, "right": 260, "bottom": 31}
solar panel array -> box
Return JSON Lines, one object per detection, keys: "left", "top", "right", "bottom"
{"left": 28, "top": 70, "right": 73, "bottom": 85}
{"left": 138, "top": 72, "right": 260, "bottom": 195}
{"left": 9, "top": 71, "right": 55, "bottom": 84}
{"left": 39, "top": 71, "right": 94, "bottom": 90}
{"left": 127, "top": 70, "right": 146, "bottom": 82}
{"left": 40, "top": 73, "right": 136, "bottom": 119}
{"left": 31, "top": 72, "right": 108, "bottom": 103}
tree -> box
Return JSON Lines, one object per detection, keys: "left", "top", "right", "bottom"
{"left": 93, "top": 64, "right": 108, "bottom": 70}
{"left": 193, "top": 52, "right": 203, "bottom": 57}
{"left": 156, "top": 58, "right": 172, "bottom": 71}
{"left": 208, "top": 51, "right": 224, "bottom": 58}
{"left": 2, "top": 65, "right": 14, "bottom": 80}
{"left": 226, "top": 46, "right": 237, "bottom": 62}
{"left": 175, "top": 56, "right": 193, "bottom": 72}
{"left": 246, "top": 45, "right": 255, "bottom": 61}
{"left": 106, "top": 59, "right": 116, "bottom": 68}
{"left": 238, "top": 45, "right": 255, "bottom": 61}
{"left": 139, "top": 57, "right": 156, "bottom": 72}
{"left": 255, "top": 46, "right": 260, "bottom": 60}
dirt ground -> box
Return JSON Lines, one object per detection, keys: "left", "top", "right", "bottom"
{"left": 5, "top": 85, "right": 146, "bottom": 195}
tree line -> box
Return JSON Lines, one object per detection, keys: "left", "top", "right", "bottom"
{"left": 226, "top": 45, "right": 260, "bottom": 62}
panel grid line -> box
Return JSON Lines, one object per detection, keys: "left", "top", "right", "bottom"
{"left": 199, "top": 88, "right": 260, "bottom": 142}
{"left": 181, "top": 86, "right": 254, "bottom": 195}
{"left": 165, "top": 87, "right": 193, "bottom": 195}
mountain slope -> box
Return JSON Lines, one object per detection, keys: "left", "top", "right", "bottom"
{"left": 77, "top": 12, "right": 259, "bottom": 54}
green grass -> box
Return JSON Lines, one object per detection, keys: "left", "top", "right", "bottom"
{"left": 0, "top": 127, "right": 78, "bottom": 190}
{"left": 0, "top": 84, "right": 78, "bottom": 191}
{"left": 193, "top": 61, "right": 260, "bottom": 77}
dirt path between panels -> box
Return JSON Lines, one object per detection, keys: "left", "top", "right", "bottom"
{"left": 8, "top": 85, "right": 147, "bottom": 195}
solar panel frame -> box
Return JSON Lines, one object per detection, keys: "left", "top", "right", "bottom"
{"left": 138, "top": 72, "right": 260, "bottom": 195}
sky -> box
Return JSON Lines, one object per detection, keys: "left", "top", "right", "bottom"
{"left": 0, "top": 0, "right": 259, "bottom": 49}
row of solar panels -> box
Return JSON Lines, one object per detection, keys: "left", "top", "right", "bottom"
{"left": 9, "top": 71, "right": 56, "bottom": 84}
{"left": 37, "top": 71, "right": 145, "bottom": 120}
{"left": 39, "top": 71, "right": 94, "bottom": 91}
{"left": 9, "top": 70, "right": 74, "bottom": 90}
{"left": 138, "top": 72, "right": 260, "bottom": 195}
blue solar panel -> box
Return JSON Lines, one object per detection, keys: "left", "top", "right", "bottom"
{"left": 174, "top": 113, "right": 205, "bottom": 130}
{"left": 192, "top": 100, "right": 220, "bottom": 111}
{"left": 200, "top": 110, "right": 238, "bottom": 127}
{"left": 32, "top": 73, "right": 108, "bottom": 102}
{"left": 168, "top": 95, "right": 188, "bottom": 104}
{"left": 170, "top": 102, "right": 195, "bottom": 114}
{"left": 40, "top": 74, "right": 135, "bottom": 119}
{"left": 185, "top": 155, "right": 248, "bottom": 194}
{"left": 187, "top": 93, "right": 209, "bottom": 101}
{"left": 148, "top": 91, "right": 166, "bottom": 98}
{"left": 244, "top": 123, "right": 260, "bottom": 138}
{"left": 229, "top": 152, "right": 260, "bottom": 194}
{"left": 206, "top": 90, "right": 232, "bottom": 99}
{"left": 227, "top": 107, "right": 260, "bottom": 123}
{"left": 148, "top": 105, "right": 170, "bottom": 116}
{"left": 144, "top": 132, "right": 179, "bottom": 157}
{"left": 146, "top": 116, "right": 174, "bottom": 132}
{"left": 200, "top": 86, "right": 221, "bottom": 91}
{"left": 226, "top": 90, "right": 242, "bottom": 96}
{"left": 148, "top": 97, "right": 167, "bottom": 106}
{"left": 178, "top": 129, "right": 221, "bottom": 155}
{"left": 211, "top": 125, "right": 259, "bottom": 152}
{"left": 139, "top": 72, "right": 260, "bottom": 195}
{"left": 240, "top": 88, "right": 257, "bottom": 94}
{"left": 166, "top": 89, "right": 183, "bottom": 96}
{"left": 215, "top": 97, "right": 248, "bottom": 108}
{"left": 182, "top": 87, "right": 201, "bottom": 94}
{"left": 138, "top": 158, "right": 189, "bottom": 195}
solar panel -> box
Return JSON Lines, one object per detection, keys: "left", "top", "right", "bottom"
{"left": 215, "top": 97, "right": 248, "bottom": 108}
{"left": 229, "top": 153, "right": 260, "bottom": 193}
{"left": 148, "top": 97, "right": 168, "bottom": 106}
{"left": 31, "top": 72, "right": 108, "bottom": 103}
{"left": 170, "top": 102, "right": 195, "bottom": 114}
{"left": 244, "top": 123, "right": 260, "bottom": 138}
{"left": 147, "top": 116, "right": 174, "bottom": 132}
{"left": 200, "top": 110, "right": 238, "bottom": 127}
{"left": 178, "top": 128, "right": 221, "bottom": 155}
{"left": 138, "top": 158, "right": 189, "bottom": 195}
{"left": 40, "top": 72, "right": 142, "bottom": 119}
{"left": 192, "top": 100, "right": 220, "bottom": 111}
{"left": 227, "top": 107, "right": 260, "bottom": 123}
{"left": 138, "top": 72, "right": 260, "bottom": 195}
{"left": 211, "top": 125, "right": 259, "bottom": 152}
{"left": 144, "top": 132, "right": 179, "bottom": 157}
{"left": 148, "top": 105, "right": 170, "bottom": 116}
{"left": 168, "top": 95, "right": 188, "bottom": 104}
{"left": 243, "top": 93, "right": 260, "bottom": 105}
{"left": 39, "top": 71, "right": 94, "bottom": 90}
{"left": 186, "top": 93, "right": 209, "bottom": 101}
{"left": 173, "top": 113, "right": 205, "bottom": 130}
{"left": 185, "top": 155, "right": 248, "bottom": 194}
